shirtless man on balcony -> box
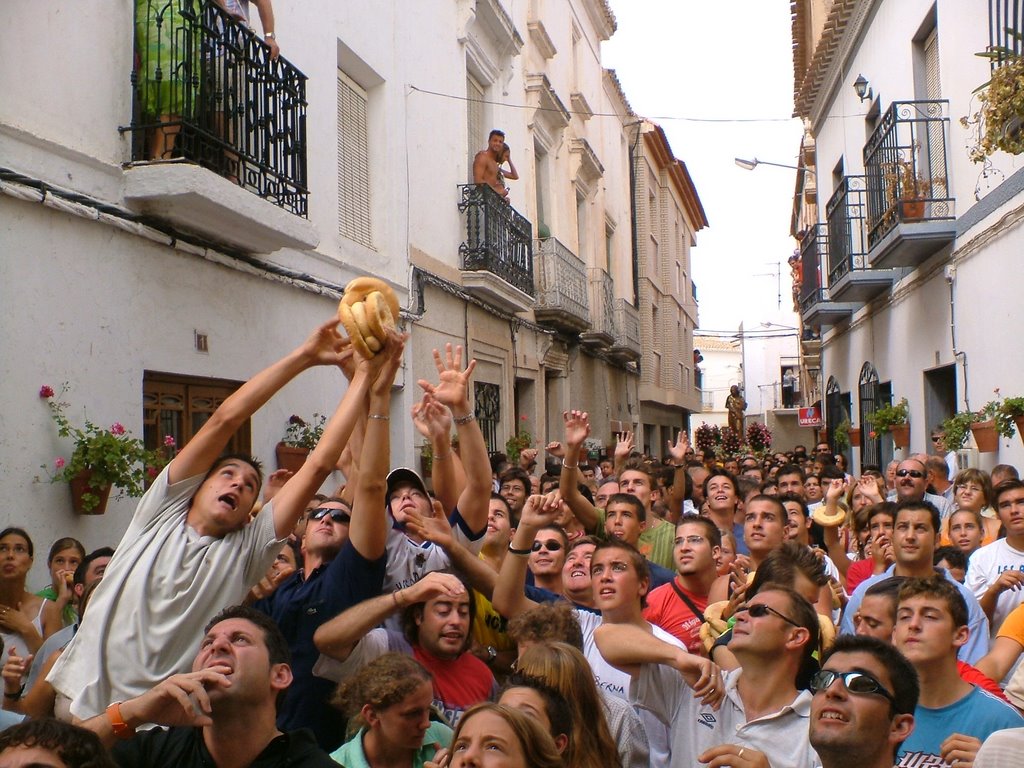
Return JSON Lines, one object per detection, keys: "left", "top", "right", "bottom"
{"left": 473, "top": 130, "right": 518, "bottom": 199}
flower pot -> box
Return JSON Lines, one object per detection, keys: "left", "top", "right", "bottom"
{"left": 848, "top": 428, "right": 862, "bottom": 446}
{"left": 971, "top": 420, "right": 999, "bottom": 453}
{"left": 901, "top": 199, "right": 925, "bottom": 220}
{"left": 890, "top": 423, "right": 911, "bottom": 449}
{"left": 1015, "top": 415, "right": 1024, "bottom": 447}
{"left": 70, "top": 470, "right": 112, "bottom": 515}
{"left": 275, "top": 443, "right": 309, "bottom": 473}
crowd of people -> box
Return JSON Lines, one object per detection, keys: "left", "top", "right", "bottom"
{"left": 4, "top": 321, "right": 1024, "bottom": 768}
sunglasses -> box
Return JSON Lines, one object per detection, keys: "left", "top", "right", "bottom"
{"left": 809, "top": 669, "right": 898, "bottom": 708}
{"left": 309, "top": 507, "right": 351, "bottom": 524}
{"left": 531, "top": 539, "right": 563, "bottom": 553}
{"left": 895, "top": 469, "right": 925, "bottom": 479}
{"left": 737, "top": 602, "right": 801, "bottom": 628}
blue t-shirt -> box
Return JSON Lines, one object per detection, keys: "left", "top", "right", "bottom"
{"left": 897, "top": 686, "right": 1024, "bottom": 766}
{"left": 254, "top": 540, "right": 386, "bottom": 750}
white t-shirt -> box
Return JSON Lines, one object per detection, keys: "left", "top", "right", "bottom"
{"left": 576, "top": 609, "right": 685, "bottom": 767}
{"left": 633, "top": 666, "right": 819, "bottom": 768}
{"left": 967, "top": 538, "right": 1024, "bottom": 637}
{"left": 47, "top": 466, "right": 283, "bottom": 719}
{"left": 382, "top": 510, "right": 485, "bottom": 594}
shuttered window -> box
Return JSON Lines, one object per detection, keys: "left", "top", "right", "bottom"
{"left": 467, "top": 74, "right": 485, "bottom": 180}
{"left": 337, "top": 70, "right": 372, "bottom": 247}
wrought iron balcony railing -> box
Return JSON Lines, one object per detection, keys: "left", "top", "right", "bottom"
{"left": 610, "top": 298, "right": 641, "bottom": 359}
{"left": 533, "top": 236, "right": 589, "bottom": 331}
{"left": 990, "top": 1, "right": 1024, "bottom": 61}
{"left": 826, "top": 176, "right": 868, "bottom": 285}
{"left": 128, "top": 0, "right": 308, "bottom": 216}
{"left": 458, "top": 184, "right": 534, "bottom": 297}
{"left": 582, "top": 268, "right": 616, "bottom": 345}
{"left": 862, "top": 100, "right": 954, "bottom": 248}
{"left": 798, "top": 223, "right": 827, "bottom": 316}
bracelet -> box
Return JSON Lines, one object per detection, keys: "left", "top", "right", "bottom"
{"left": 433, "top": 451, "right": 451, "bottom": 462}
{"left": 508, "top": 543, "right": 532, "bottom": 556}
{"left": 106, "top": 701, "right": 135, "bottom": 740}
{"left": 368, "top": 413, "right": 390, "bottom": 421}
{"left": 392, "top": 589, "right": 405, "bottom": 608}
{"left": 3, "top": 686, "right": 23, "bottom": 701}
{"left": 561, "top": 459, "right": 578, "bottom": 469}
{"left": 453, "top": 412, "right": 476, "bottom": 426}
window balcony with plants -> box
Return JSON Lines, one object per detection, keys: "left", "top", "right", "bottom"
{"left": 532, "top": 235, "right": 590, "bottom": 333}
{"left": 124, "top": 0, "right": 315, "bottom": 255}
{"left": 862, "top": 100, "right": 955, "bottom": 269}
{"left": 825, "top": 175, "right": 899, "bottom": 304}
{"left": 798, "top": 223, "right": 856, "bottom": 328}
{"left": 458, "top": 183, "right": 535, "bottom": 313}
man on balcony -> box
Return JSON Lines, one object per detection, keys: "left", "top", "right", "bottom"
{"left": 473, "top": 130, "right": 518, "bottom": 199}
{"left": 216, "top": 0, "right": 280, "bottom": 58}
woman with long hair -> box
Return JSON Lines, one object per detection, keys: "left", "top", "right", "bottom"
{"left": 36, "top": 537, "right": 84, "bottom": 629}
{"left": 0, "top": 529, "right": 57, "bottom": 659}
{"left": 515, "top": 642, "right": 620, "bottom": 768}
{"left": 448, "top": 703, "right": 563, "bottom": 768}
{"left": 330, "top": 653, "right": 451, "bottom": 768}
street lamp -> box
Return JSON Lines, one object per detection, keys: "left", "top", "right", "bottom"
{"left": 735, "top": 157, "right": 815, "bottom": 177}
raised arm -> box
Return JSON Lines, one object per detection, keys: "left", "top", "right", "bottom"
{"left": 820, "top": 479, "right": 854, "bottom": 579}
{"left": 347, "top": 333, "right": 408, "bottom": 560}
{"left": 413, "top": 393, "right": 459, "bottom": 514}
{"left": 613, "top": 431, "right": 635, "bottom": 476}
{"left": 492, "top": 494, "right": 559, "bottom": 619}
{"left": 419, "top": 344, "right": 490, "bottom": 534}
{"left": 406, "top": 499, "right": 498, "bottom": 598}
{"left": 665, "top": 432, "right": 690, "bottom": 517}
{"left": 314, "top": 572, "right": 466, "bottom": 662}
{"left": 170, "top": 318, "right": 349, "bottom": 485}
{"left": 558, "top": 410, "right": 599, "bottom": 532}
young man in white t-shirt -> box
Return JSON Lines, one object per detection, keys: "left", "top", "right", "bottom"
{"left": 966, "top": 480, "right": 1024, "bottom": 635}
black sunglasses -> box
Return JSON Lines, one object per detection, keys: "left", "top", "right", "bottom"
{"left": 309, "top": 507, "right": 351, "bottom": 524}
{"left": 737, "top": 602, "right": 801, "bottom": 628}
{"left": 895, "top": 469, "right": 925, "bottom": 479}
{"left": 531, "top": 539, "right": 563, "bottom": 553}
{"left": 809, "top": 669, "right": 898, "bottom": 708}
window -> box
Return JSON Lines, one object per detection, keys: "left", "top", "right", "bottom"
{"left": 605, "top": 225, "right": 615, "bottom": 275}
{"left": 534, "top": 141, "right": 549, "bottom": 232}
{"left": 337, "top": 70, "right": 372, "bottom": 247}
{"left": 143, "top": 372, "right": 250, "bottom": 456}
{"left": 576, "top": 190, "right": 587, "bottom": 261}
{"left": 474, "top": 381, "right": 501, "bottom": 454}
{"left": 467, "top": 74, "right": 485, "bottom": 179}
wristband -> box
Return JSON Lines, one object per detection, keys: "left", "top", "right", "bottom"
{"left": 4, "top": 686, "right": 23, "bottom": 701}
{"left": 107, "top": 701, "right": 135, "bottom": 740}
{"left": 453, "top": 412, "right": 476, "bottom": 426}
{"left": 368, "top": 413, "right": 390, "bottom": 421}
{"left": 561, "top": 459, "right": 578, "bottom": 469}
{"left": 508, "top": 543, "right": 532, "bottom": 556}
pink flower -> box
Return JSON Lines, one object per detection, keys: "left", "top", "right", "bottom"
{"left": 39, "top": 385, "right": 54, "bottom": 398}
{"left": 54, "top": 457, "right": 65, "bottom": 470}
{"left": 163, "top": 435, "right": 176, "bottom": 447}
{"left": 520, "top": 414, "right": 528, "bottom": 421}
{"left": 110, "top": 423, "right": 126, "bottom": 436}
{"left": 146, "top": 466, "right": 159, "bottom": 479}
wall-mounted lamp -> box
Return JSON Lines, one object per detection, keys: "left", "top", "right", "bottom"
{"left": 853, "top": 74, "right": 873, "bottom": 103}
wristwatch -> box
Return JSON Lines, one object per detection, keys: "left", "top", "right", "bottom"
{"left": 265, "top": 32, "right": 276, "bottom": 40}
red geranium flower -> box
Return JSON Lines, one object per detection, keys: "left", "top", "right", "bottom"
{"left": 39, "top": 385, "right": 54, "bottom": 398}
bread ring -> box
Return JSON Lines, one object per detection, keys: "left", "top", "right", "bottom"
{"left": 342, "top": 277, "right": 400, "bottom": 321}
{"left": 365, "top": 291, "right": 396, "bottom": 343}
{"left": 812, "top": 504, "right": 848, "bottom": 528}
{"left": 338, "top": 302, "right": 373, "bottom": 360}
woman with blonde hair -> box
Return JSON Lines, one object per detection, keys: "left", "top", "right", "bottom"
{"left": 447, "top": 703, "right": 563, "bottom": 768}
{"left": 516, "top": 642, "right": 621, "bottom": 768}
{"left": 330, "top": 653, "right": 451, "bottom": 768}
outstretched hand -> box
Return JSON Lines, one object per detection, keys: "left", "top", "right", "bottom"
{"left": 418, "top": 344, "right": 477, "bottom": 411}
{"left": 412, "top": 393, "right": 453, "bottom": 442}
{"left": 563, "top": 410, "right": 591, "bottom": 448}
{"left": 301, "top": 318, "right": 351, "bottom": 368}
{"left": 614, "top": 430, "right": 635, "bottom": 460}
{"left": 361, "top": 330, "right": 408, "bottom": 394}
{"left": 667, "top": 431, "right": 691, "bottom": 463}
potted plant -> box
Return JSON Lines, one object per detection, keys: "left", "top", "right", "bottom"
{"left": 419, "top": 442, "right": 434, "bottom": 476}
{"left": 39, "top": 384, "right": 172, "bottom": 514}
{"left": 865, "top": 397, "right": 911, "bottom": 449}
{"left": 505, "top": 416, "right": 532, "bottom": 463}
{"left": 833, "top": 415, "right": 852, "bottom": 452}
{"left": 963, "top": 39, "right": 1024, "bottom": 163}
{"left": 996, "top": 395, "right": 1024, "bottom": 446}
{"left": 940, "top": 411, "right": 977, "bottom": 454}
{"left": 276, "top": 413, "right": 326, "bottom": 472}
{"left": 972, "top": 401, "right": 1002, "bottom": 453}
{"left": 898, "top": 160, "right": 928, "bottom": 219}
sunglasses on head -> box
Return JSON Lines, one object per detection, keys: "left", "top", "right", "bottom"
{"left": 737, "top": 602, "right": 801, "bottom": 628}
{"left": 895, "top": 469, "right": 925, "bottom": 479}
{"left": 309, "top": 507, "right": 351, "bottom": 524}
{"left": 809, "top": 669, "right": 898, "bottom": 708}
{"left": 532, "top": 539, "right": 563, "bottom": 553}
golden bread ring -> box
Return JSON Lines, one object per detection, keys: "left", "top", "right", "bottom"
{"left": 812, "top": 506, "right": 847, "bottom": 527}
{"left": 365, "top": 291, "right": 396, "bottom": 343}
{"left": 338, "top": 302, "right": 374, "bottom": 359}
{"left": 342, "top": 277, "right": 400, "bottom": 321}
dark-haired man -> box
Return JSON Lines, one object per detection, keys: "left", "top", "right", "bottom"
{"left": 83, "top": 605, "right": 334, "bottom": 766}
{"left": 887, "top": 458, "right": 953, "bottom": 519}
{"left": 809, "top": 635, "right": 917, "bottom": 768}
{"left": 966, "top": 479, "right": 1024, "bottom": 635}
{"left": 0, "top": 719, "right": 117, "bottom": 768}
{"left": 472, "top": 129, "right": 515, "bottom": 198}
{"left": 50, "top": 322, "right": 397, "bottom": 721}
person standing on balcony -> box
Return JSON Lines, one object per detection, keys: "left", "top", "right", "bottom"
{"left": 216, "top": 0, "right": 279, "bottom": 58}
{"left": 473, "top": 130, "right": 517, "bottom": 199}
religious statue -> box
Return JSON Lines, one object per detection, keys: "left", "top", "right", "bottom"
{"left": 726, "top": 385, "right": 746, "bottom": 434}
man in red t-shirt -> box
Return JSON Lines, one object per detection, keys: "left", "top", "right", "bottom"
{"left": 643, "top": 516, "right": 720, "bottom": 654}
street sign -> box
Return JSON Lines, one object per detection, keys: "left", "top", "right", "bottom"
{"left": 798, "top": 407, "right": 823, "bottom": 427}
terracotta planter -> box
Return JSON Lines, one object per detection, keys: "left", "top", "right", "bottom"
{"left": 69, "top": 470, "right": 112, "bottom": 515}
{"left": 971, "top": 420, "right": 999, "bottom": 453}
{"left": 275, "top": 443, "right": 309, "bottom": 473}
{"left": 848, "top": 427, "right": 862, "bottom": 446}
{"left": 1015, "top": 415, "right": 1024, "bottom": 447}
{"left": 901, "top": 199, "right": 925, "bottom": 220}
{"left": 890, "top": 423, "right": 911, "bottom": 449}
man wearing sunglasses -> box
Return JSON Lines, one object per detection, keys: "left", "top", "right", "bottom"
{"left": 886, "top": 459, "right": 952, "bottom": 520}
{"left": 809, "top": 635, "right": 917, "bottom": 768}
{"left": 595, "top": 585, "right": 820, "bottom": 768}
{"left": 893, "top": 576, "right": 1023, "bottom": 766}
{"left": 840, "top": 501, "right": 990, "bottom": 664}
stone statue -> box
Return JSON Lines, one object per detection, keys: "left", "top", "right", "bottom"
{"left": 726, "top": 385, "right": 746, "bottom": 434}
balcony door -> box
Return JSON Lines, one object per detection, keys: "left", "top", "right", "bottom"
{"left": 858, "top": 363, "right": 882, "bottom": 470}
